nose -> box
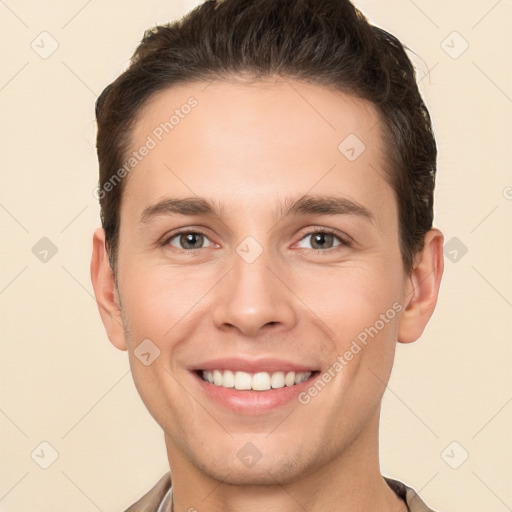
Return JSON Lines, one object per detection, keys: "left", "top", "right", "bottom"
{"left": 211, "top": 245, "right": 298, "bottom": 337}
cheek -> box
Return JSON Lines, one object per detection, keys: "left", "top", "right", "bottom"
{"left": 127, "top": 356, "right": 184, "bottom": 437}
{"left": 297, "top": 263, "right": 403, "bottom": 391}
{"left": 294, "top": 261, "right": 402, "bottom": 329}
{"left": 119, "top": 265, "right": 211, "bottom": 341}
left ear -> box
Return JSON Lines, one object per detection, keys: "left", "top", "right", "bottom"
{"left": 398, "top": 228, "right": 444, "bottom": 344}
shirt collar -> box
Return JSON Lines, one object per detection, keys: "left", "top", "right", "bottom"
{"left": 155, "top": 475, "right": 436, "bottom": 512}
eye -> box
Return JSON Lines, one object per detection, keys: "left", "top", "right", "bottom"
{"left": 165, "top": 231, "right": 214, "bottom": 250}
{"left": 162, "top": 228, "right": 350, "bottom": 252}
{"left": 296, "top": 230, "right": 348, "bottom": 251}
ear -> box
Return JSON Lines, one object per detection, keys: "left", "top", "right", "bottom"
{"left": 90, "top": 228, "right": 127, "bottom": 350}
{"left": 398, "top": 228, "right": 444, "bottom": 344}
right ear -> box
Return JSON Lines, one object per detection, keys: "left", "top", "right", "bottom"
{"left": 90, "top": 228, "right": 127, "bottom": 350}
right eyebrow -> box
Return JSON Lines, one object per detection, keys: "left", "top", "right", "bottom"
{"left": 140, "top": 197, "right": 221, "bottom": 224}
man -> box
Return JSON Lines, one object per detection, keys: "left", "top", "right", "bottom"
{"left": 91, "top": 0, "right": 444, "bottom": 510}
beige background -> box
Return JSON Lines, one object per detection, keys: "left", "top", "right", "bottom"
{"left": 1, "top": 0, "right": 511, "bottom": 511}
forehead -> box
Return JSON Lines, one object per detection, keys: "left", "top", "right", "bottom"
{"left": 123, "top": 78, "right": 394, "bottom": 223}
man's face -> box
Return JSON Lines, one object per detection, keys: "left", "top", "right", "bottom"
{"left": 113, "top": 79, "right": 409, "bottom": 484}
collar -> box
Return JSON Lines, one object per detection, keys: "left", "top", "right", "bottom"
{"left": 126, "top": 472, "right": 437, "bottom": 512}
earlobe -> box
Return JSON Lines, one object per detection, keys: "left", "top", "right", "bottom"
{"left": 90, "top": 228, "right": 127, "bottom": 351}
{"left": 397, "top": 228, "right": 444, "bottom": 344}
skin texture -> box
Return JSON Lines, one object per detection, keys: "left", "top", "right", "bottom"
{"left": 91, "top": 78, "right": 444, "bottom": 512}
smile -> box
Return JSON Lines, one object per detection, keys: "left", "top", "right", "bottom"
{"left": 200, "top": 369, "right": 313, "bottom": 391}
{"left": 191, "top": 358, "right": 321, "bottom": 413}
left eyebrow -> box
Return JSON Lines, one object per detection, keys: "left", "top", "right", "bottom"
{"left": 139, "top": 194, "right": 375, "bottom": 224}
{"left": 280, "top": 194, "right": 375, "bottom": 223}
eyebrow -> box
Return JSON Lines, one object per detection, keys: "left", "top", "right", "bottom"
{"left": 139, "top": 194, "right": 375, "bottom": 224}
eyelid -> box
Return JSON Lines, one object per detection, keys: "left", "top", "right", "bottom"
{"left": 294, "top": 227, "right": 352, "bottom": 249}
{"left": 161, "top": 225, "right": 352, "bottom": 253}
{"left": 160, "top": 227, "right": 216, "bottom": 250}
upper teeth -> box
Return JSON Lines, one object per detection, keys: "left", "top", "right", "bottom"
{"left": 201, "top": 370, "right": 312, "bottom": 391}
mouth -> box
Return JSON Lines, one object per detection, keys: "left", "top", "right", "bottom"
{"left": 196, "top": 369, "right": 317, "bottom": 391}
{"left": 189, "top": 357, "right": 322, "bottom": 413}
{"left": 191, "top": 364, "right": 321, "bottom": 414}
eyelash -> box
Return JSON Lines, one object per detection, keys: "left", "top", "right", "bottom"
{"left": 161, "top": 228, "right": 352, "bottom": 254}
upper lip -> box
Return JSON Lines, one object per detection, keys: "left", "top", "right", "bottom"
{"left": 191, "top": 357, "right": 319, "bottom": 374}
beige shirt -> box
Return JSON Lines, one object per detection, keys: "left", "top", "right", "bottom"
{"left": 123, "top": 472, "right": 438, "bottom": 511}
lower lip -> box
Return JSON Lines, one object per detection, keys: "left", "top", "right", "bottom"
{"left": 192, "top": 371, "right": 318, "bottom": 414}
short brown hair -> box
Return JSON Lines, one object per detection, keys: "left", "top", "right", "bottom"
{"left": 95, "top": 0, "right": 437, "bottom": 275}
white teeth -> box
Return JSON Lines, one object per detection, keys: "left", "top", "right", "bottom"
{"left": 234, "top": 371, "right": 252, "bottom": 390}
{"left": 252, "top": 372, "right": 271, "bottom": 391}
{"left": 222, "top": 369, "right": 235, "bottom": 388}
{"left": 201, "top": 369, "right": 312, "bottom": 391}
{"left": 284, "top": 371, "right": 296, "bottom": 386}
{"left": 270, "top": 371, "right": 285, "bottom": 389}
{"left": 213, "top": 370, "right": 223, "bottom": 386}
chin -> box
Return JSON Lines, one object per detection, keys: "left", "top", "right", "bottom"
{"left": 204, "top": 459, "right": 308, "bottom": 486}
{"left": 185, "top": 441, "right": 317, "bottom": 486}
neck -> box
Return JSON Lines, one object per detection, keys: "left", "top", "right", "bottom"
{"left": 164, "top": 411, "right": 407, "bottom": 512}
